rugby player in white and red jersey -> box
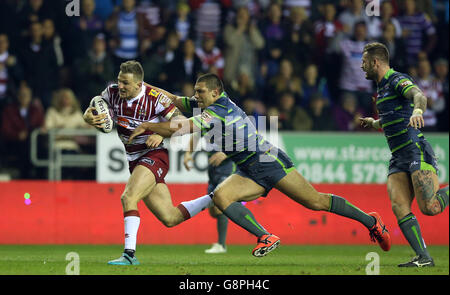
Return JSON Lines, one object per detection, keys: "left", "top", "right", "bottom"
{"left": 83, "top": 61, "right": 214, "bottom": 265}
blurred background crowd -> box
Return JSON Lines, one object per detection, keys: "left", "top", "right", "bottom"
{"left": 0, "top": 0, "right": 448, "bottom": 179}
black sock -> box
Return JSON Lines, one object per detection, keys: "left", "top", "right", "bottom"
{"left": 398, "top": 213, "right": 431, "bottom": 258}
{"left": 329, "top": 194, "right": 376, "bottom": 229}
{"left": 124, "top": 249, "right": 135, "bottom": 257}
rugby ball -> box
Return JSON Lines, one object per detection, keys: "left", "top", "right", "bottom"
{"left": 89, "top": 96, "right": 114, "bottom": 133}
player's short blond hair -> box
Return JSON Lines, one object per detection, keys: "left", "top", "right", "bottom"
{"left": 363, "top": 42, "right": 390, "bottom": 64}
{"left": 120, "top": 60, "right": 144, "bottom": 82}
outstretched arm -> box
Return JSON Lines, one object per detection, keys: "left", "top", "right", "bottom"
{"left": 404, "top": 86, "right": 427, "bottom": 129}
{"left": 128, "top": 118, "right": 195, "bottom": 144}
{"left": 143, "top": 82, "right": 189, "bottom": 113}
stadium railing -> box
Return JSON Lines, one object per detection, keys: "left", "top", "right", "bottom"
{"left": 30, "top": 128, "right": 97, "bottom": 181}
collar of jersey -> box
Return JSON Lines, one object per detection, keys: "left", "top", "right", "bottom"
{"left": 126, "top": 84, "right": 145, "bottom": 103}
{"left": 383, "top": 68, "right": 395, "bottom": 80}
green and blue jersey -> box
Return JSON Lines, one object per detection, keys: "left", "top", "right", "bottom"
{"left": 376, "top": 68, "right": 425, "bottom": 154}
{"left": 181, "top": 92, "right": 273, "bottom": 166}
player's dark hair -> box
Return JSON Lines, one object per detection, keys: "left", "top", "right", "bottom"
{"left": 120, "top": 60, "right": 144, "bottom": 82}
{"left": 363, "top": 42, "right": 390, "bottom": 64}
{"left": 196, "top": 73, "right": 224, "bottom": 93}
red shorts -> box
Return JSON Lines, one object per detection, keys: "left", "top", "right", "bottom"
{"left": 128, "top": 149, "right": 169, "bottom": 183}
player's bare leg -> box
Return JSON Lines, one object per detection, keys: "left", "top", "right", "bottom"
{"left": 142, "top": 183, "right": 185, "bottom": 227}
{"left": 109, "top": 165, "right": 156, "bottom": 265}
{"left": 387, "top": 172, "right": 434, "bottom": 267}
{"left": 274, "top": 169, "right": 391, "bottom": 251}
{"left": 411, "top": 170, "right": 448, "bottom": 216}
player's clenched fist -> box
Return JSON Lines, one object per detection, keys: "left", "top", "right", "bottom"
{"left": 359, "top": 117, "right": 380, "bottom": 129}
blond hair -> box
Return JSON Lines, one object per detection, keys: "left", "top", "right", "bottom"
{"left": 51, "top": 88, "right": 80, "bottom": 113}
{"left": 120, "top": 60, "right": 144, "bottom": 82}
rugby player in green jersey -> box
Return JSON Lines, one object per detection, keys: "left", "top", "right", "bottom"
{"left": 129, "top": 73, "right": 392, "bottom": 258}
{"left": 360, "top": 42, "right": 449, "bottom": 267}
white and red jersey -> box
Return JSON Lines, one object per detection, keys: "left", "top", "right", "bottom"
{"left": 101, "top": 83, "right": 176, "bottom": 162}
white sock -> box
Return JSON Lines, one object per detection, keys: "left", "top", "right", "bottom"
{"left": 180, "top": 194, "right": 214, "bottom": 219}
{"left": 124, "top": 216, "right": 140, "bottom": 251}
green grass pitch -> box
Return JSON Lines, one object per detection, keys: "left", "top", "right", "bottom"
{"left": 0, "top": 244, "right": 447, "bottom": 275}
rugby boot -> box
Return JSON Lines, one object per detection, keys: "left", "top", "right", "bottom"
{"left": 252, "top": 234, "right": 280, "bottom": 257}
{"left": 368, "top": 212, "right": 391, "bottom": 251}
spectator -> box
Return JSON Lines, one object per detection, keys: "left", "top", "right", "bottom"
{"left": 337, "top": 0, "right": 371, "bottom": 35}
{"left": 168, "top": 1, "right": 195, "bottom": 42}
{"left": 72, "top": 0, "right": 104, "bottom": 57}
{"left": 308, "top": 93, "right": 336, "bottom": 131}
{"left": 42, "top": 19, "right": 64, "bottom": 68}
{"left": 141, "top": 30, "right": 182, "bottom": 89}
{"left": 165, "top": 38, "right": 203, "bottom": 92}
{"left": 136, "top": 0, "right": 168, "bottom": 56}
{"left": 73, "top": 33, "right": 115, "bottom": 110}
{"left": 44, "top": 88, "right": 91, "bottom": 154}
{"left": 259, "top": 1, "right": 285, "bottom": 78}
{"left": 105, "top": 0, "right": 143, "bottom": 69}
{"left": 222, "top": 6, "right": 265, "bottom": 87}
{"left": 416, "top": 57, "right": 445, "bottom": 132}
{"left": 398, "top": 0, "right": 437, "bottom": 65}
{"left": 329, "top": 20, "right": 372, "bottom": 112}
{"left": 0, "top": 33, "right": 24, "bottom": 111}
{"left": 0, "top": 82, "right": 44, "bottom": 179}
{"left": 18, "top": 0, "right": 55, "bottom": 38}
{"left": 196, "top": 33, "right": 225, "bottom": 79}
{"left": 367, "top": 0, "right": 403, "bottom": 39}
{"left": 433, "top": 58, "right": 449, "bottom": 131}
{"left": 313, "top": 2, "right": 344, "bottom": 67}
{"left": 266, "top": 58, "right": 303, "bottom": 107}
{"left": 191, "top": 0, "right": 224, "bottom": 44}
{"left": 332, "top": 91, "right": 366, "bottom": 131}
{"left": 302, "top": 63, "right": 331, "bottom": 108}
{"left": 267, "top": 91, "right": 312, "bottom": 131}
{"left": 378, "top": 21, "right": 407, "bottom": 72}
{"left": 282, "top": 6, "right": 315, "bottom": 71}
{"left": 19, "top": 21, "right": 59, "bottom": 109}
{"left": 227, "top": 65, "right": 258, "bottom": 107}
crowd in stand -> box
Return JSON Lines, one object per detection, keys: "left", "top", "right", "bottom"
{"left": 0, "top": 0, "right": 448, "bottom": 179}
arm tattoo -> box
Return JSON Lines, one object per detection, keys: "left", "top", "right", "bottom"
{"left": 404, "top": 87, "right": 427, "bottom": 113}
{"left": 171, "top": 107, "right": 186, "bottom": 119}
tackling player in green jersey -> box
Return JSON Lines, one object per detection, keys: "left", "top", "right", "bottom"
{"left": 360, "top": 42, "right": 449, "bottom": 267}
{"left": 129, "top": 73, "right": 392, "bottom": 257}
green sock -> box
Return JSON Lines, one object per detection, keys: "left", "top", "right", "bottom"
{"left": 217, "top": 214, "right": 228, "bottom": 247}
{"left": 223, "top": 202, "right": 269, "bottom": 238}
{"left": 328, "top": 195, "right": 376, "bottom": 229}
{"left": 436, "top": 186, "right": 449, "bottom": 212}
{"left": 398, "top": 213, "right": 431, "bottom": 258}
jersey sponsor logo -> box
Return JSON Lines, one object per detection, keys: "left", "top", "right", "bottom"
{"left": 157, "top": 167, "right": 163, "bottom": 177}
{"left": 158, "top": 95, "right": 172, "bottom": 108}
{"left": 201, "top": 111, "right": 213, "bottom": 124}
{"left": 400, "top": 80, "right": 413, "bottom": 88}
{"left": 117, "top": 117, "right": 139, "bottom": 129}
{"left": 149, "top": 89, "right": 160, "bottom": 97}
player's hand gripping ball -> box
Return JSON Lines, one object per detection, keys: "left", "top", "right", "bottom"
{"left": 89, "top": 96, "right": 114, "bottom": 133}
